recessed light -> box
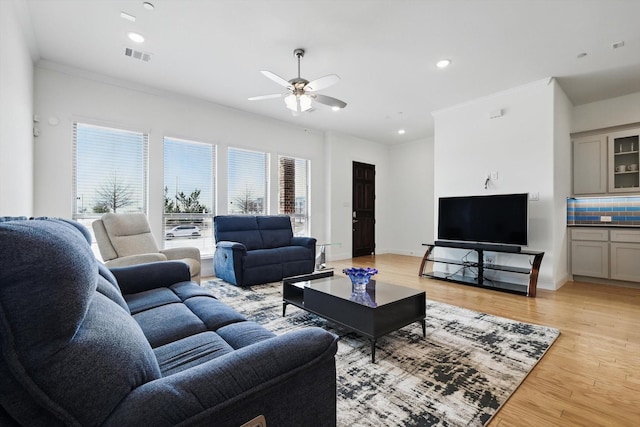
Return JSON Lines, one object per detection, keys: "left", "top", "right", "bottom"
{"left": 120, "top": 11, "right": 136, "bottom": 22}
{"left": 143, "top": 2, "right": 155, "bottom": 11}
{"left": 398, "top": 129, "right": 406, "bottom": 135}
{"left": 436, "top": 59, "right": 451, "bottom": 69}
{"left": 331, "top": 106, "right": 341, "bottom": 112}
{"left": 127, "top": 32, "right": 145, "bottom": 43}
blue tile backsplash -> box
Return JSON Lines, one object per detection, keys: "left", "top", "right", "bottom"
{"left": 567, "top": 196, "right": 640, "bottom": 226}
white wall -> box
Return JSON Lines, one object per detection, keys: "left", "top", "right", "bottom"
{"left": 552, "top": 79, "right": 573, "bottom": 289}
{"left": 432, "top": 78, "right": 567, "bottom": 290}
{"left": 572, "top": 91, "right": 640, "bottom": 132}
{"left": 324, "top": 132, "right": 392, "bottom": 261}
{"left": 387, "top": 137, "right": 434, "bottom": 256}
{"left": 0, "top": 0, "right": 34, "bottom": 216}
{"left": 33, "top": 62, "right": 327, "bottom": 243}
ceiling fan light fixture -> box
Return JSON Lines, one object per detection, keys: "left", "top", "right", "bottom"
{"left": 284, "top": 94, "right": 298, "bottom": 111}
{"left": 331, "top": 106, "right": 341, "bottom": 112}
{"left": 285, "top": 94, "right": 313, "bottom": 113}
{"left": 299, "top": 94, "right": 313, "bottom": 111}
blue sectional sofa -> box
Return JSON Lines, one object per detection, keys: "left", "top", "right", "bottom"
{"left": 0, "top": 218, "right": 338, "bottom": 426}
{"left": 213, "top": 215, "right": 317, "bottom": 286}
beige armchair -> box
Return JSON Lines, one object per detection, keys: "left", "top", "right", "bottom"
{"left": 92, "top": 212, "right": 201, "bottom": 283}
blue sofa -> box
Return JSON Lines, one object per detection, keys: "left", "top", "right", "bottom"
{"left": 214, "top": 215, "right": 316, "bottom": 286}
{"left": 0, "top": 218, "right": 338, "bottom": 426}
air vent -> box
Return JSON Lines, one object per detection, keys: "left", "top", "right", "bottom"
{"left": 124, "top": 47, "right": 152, "bottom": 62}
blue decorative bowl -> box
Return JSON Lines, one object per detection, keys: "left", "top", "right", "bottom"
{"left": 349, "top": 290, "right": 378, "bottom": 308}
{"left": 342, "top": 267, "right": 378, "bottom": 292}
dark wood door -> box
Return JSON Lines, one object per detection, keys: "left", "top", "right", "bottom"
{"left": 352, "top": 161, "right": 375, "bottom": 257}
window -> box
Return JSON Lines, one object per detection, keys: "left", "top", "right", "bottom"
{"left": 228, "top": 147, "right": 269, "bottom": 214}
{"left": 73, "top": 123, "right": 148, "bottom": 258}
{"left": 279, "top": 156, "right": 310, "bottom": 236}
{"left": 163, "top": 137, "right": 215, "bottom": 256}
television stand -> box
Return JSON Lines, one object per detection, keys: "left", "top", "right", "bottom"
{"left": 419, "top": 242, "right": 544, "bottom": 297}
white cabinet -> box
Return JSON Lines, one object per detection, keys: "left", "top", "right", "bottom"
{"left": 572, "top": 127, "right": 640, "bottom": 195}
{"left": 570, "top": 228, "right": 640, "bottom": 283}
{"left": 570, "top": 229, "right": 609, "bottom": 278}
{"left": 573, "top": 135, "right": 607, "bottom": 195}
{"left": 608, "top": 129, "right": 640, "bottom": 193}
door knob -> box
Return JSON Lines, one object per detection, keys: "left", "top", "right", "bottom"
{"left": 352, "top": 219, "right": 359, "bottom": 223}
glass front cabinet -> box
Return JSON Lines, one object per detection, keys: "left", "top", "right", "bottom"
{"left": 608, "top": 129, "right": 640, "bottom": 193}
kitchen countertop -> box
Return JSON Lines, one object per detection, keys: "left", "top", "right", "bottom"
{"left": 568, "top": 224, "right": 640, "bottom": 228}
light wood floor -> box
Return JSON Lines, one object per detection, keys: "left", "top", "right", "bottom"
{"left": 326, "top": 254, "right": 640, "bottom": 427}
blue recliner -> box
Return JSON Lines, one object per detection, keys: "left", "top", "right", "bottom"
{"left": 213, "top": 215, "right": 316, "bottom": 286}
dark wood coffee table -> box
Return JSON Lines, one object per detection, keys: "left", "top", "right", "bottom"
{"left": 283, "top": 274, "right": 426, "bottom": 362}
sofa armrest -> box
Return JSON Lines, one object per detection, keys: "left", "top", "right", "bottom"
{"left": 104, "top": 253, "right": 168, "bottom": 268}
{"left": 104, "top": 328, "right": 338, "bottom": 427}
{"left": 291, "top": 236, "right": 317, "bottom": 250}
{"left": 160, "top": 246, "right": 201, "bottom": 262}
{"left": 213, "top": 241, "right": 247, "bottom": 286}
{"left": 215, "top": 241, "right": 247, "bottom": 252}
{"left": 109, "top": 261, "right": 192, "bottom": 295}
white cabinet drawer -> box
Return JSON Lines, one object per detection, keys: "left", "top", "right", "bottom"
{"left": 610, "top": 229, "right": 640, "bottom": 243}
{"left": 570, "top": 228, "right": 609, "bottom": 241}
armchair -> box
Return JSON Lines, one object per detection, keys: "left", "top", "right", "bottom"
{"left": 92, "top": 212, "right": 201, "bottom": 283}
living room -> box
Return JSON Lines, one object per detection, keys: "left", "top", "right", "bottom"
{"left": 2, "top": 1, "right": 640, "bottom": 426}
{"left": 3, "top": 0, "right": 640, "bottom": 291}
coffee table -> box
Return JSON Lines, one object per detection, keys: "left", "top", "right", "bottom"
{"left": 282, "top": 274, "right": 426, "bottom": 362}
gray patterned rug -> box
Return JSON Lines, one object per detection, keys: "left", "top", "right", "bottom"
{"left": 204, "top": 279, "right": 559, "bottom": 427}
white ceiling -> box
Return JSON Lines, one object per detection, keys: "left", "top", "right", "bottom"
{"left": 19, "top": 0, "right": 640, "bottom": 144}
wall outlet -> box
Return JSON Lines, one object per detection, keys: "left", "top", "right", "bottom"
{"left": 600, "top": 216, "right": 612, "bottom": 222}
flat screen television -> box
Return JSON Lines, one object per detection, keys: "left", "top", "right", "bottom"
{"left": 437, "top": 193, "right": 529, "bottom": 247}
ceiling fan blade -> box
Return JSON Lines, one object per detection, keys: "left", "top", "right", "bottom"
{"left": 305, "top": 74, "right": 340, "bottom": 92}
{"left": 248, "top": 93, "right": 283, "bottom": 101}
{"left": 313, "top": 94, "right": 347, "bottom": 109}
{"left": 260, "top": 70, "right": 293, "bottom": 89}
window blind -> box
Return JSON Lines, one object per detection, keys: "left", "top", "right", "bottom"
{"left": 73, "top": 122, "right": 148, "bottom": 218}
{"left": 228, "top": 147, "right": 269, "bottom": 214}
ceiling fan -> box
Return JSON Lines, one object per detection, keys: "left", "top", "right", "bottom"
{"left": 248, "top": 48, "right": 347, "bottom": 114}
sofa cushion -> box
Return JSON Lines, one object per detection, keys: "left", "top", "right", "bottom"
{"left": 133, "top": 302, "right": 207, "bottom": 348}
{"left": 216, "top": 321, "right": 276, "bottom": 349}
{"left": 183, "top": 296, "right": 247, "bottom": 330}
{"left": 257, "top": 215, "right": 294, "bottom": 248}
{"left": 275, "top": 245, "right": 314, "bottom": 262}
{"left": 154, "top": 332, "right": 235, "bottom": 376}
{"left": 214, "top": 215, "right": 263, "bottom": 250}
{"left": 243, "top": 248, "right": 282, "bottom": 267}
{"left": 125, "top": 287, "right": 182, "bottom": 314}
{"left": 96, "top": 263, "right": 130, "bottom": 312}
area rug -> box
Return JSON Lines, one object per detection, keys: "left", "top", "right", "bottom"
{"left": 204, "top": 279, "right": 560, "bottom": 427}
